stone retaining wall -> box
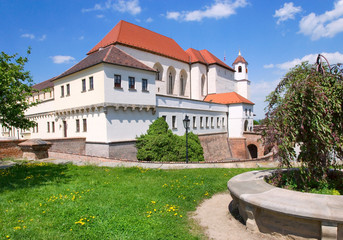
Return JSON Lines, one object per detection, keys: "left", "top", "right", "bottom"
{"left": 0, "top": 140, "right": 25, "bottom": 159}
{"left": 45, "top": 138, "right": 86, "bottom": 155}
{"left": 198, "top": 133, "right": 233, "bottom": 161}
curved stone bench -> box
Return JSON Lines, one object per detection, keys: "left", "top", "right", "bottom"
{"left": 227, "top": 170, "right": 343, "bottom": 240}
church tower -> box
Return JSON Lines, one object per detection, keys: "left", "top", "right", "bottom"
{"left": 233, "top": 51, "right": 250, "bottom": 99}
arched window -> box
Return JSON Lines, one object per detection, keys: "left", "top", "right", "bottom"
{"left": 244, "top": 120, "right": 248, "bottom": 131}
{"left": 167, "top": 66, "right": 176, "bottom": 95}
{"left": 153, "top": 63, "right": 163, "bottom": 81}
{"left": 238, "top": 66, "right": 242, "bottom": 73}
{"left": 246, "top": 68, "right": 248, "bottom": 73}
{"left": 179, "top": 70, "right": 187, "bottom": 96}
{"left": 168, "top": 72, "right": 173, "bottom": 94}
{"left": 180, "top": 75, "right": 185, "bottom": 96}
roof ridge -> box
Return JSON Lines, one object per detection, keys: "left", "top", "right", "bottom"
{"left": 103, "top": 46, "right": 112, "bottom": 62}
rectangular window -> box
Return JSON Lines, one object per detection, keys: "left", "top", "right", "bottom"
{"left": 82, "top": 79, "right": 86, "bottom": 92}
{"left": 61, "top": 86, "right": 64, "bottom": 97}
{"left": 89, "top": 76, "right": 94, "bottom": 90}
{"left": 129, "top": 77, "right": 135, "bottom": 89}
{"left": 222, "top": 117, "right": 225, "bottom": 127}
{"left": 36, "top": 123, "right": 39, "bottom": 133}
{"left": 142, "top": 79, "right": 148, "bottom": 91}
{"left": 114, "top": 75, "right": 121, "bottom": 88}
{"left": 83, "top": 119, "right": 87, "bottom": 132}
{"left": 193, "top": 116, "right": 196, "bottom": 128}
{"left": 47, "top": 122, "right": 50, "bottom": 133}
{"left": 211, "top": 117, "right": 214, "bottom": 128}
{"left": 206, "top": 117, "right": 209, "bottom": 128}
{"left": 200, "top": 117, "right": 203, "bottom": 128}
{"left": 52, "top": 122, "right": 55, "bottom": 133}
{"left": 217, "top": 117, "right": 220, "bottom": 127}
{"left": 172, "top": 116, "right": 177, "bottom": 129}
{"left": 66, "top": 84, "right": 70, "bottom": 96}
{"left": 76, "top": 119, "right": 80, "bottom": 132}
{"left": 162, "top": 115, "right": 167, "bottom": 121}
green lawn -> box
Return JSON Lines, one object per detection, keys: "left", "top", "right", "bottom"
{"left": 0, "top": 162, "right": 254, "bottom": 239}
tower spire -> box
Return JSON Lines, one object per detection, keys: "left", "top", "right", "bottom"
{"left": 238, "top": 49, "right": 241, "bottom": 56}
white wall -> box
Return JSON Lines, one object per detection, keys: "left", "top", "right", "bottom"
{"left": 116, "top": 45, "right": 190, "bottom": 98}
{"left": 236, "top": 80, "right": 251, "bottom": 99}
{"left": 53, "top": 64, "right": 105, "bottom": 111}
{"left": 190, "top": 63, "right": 207, "bottom": 100}
{"left": 105, "top": 107, "right": 156, "bottom": 142}
{"left": 103, "top": 64, "right": 156, "bottom": 106}
{"left": 228, "top": 103, "right": 254, "bottom": 138}
{"left": 156, "top": 95, "right": 228, "bottom": 136}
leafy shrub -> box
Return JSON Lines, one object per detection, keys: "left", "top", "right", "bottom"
{"left": 136, "top": 117, "right": 204, "bottom": 162}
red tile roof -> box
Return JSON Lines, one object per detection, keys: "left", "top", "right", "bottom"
{"left": 186, "top": 48, "right": 207, "bottom": 64}
{"left": 87, "top": 20, "right": 190, "bottom": 62}
{"left": 200, "top": 49, "right": 235, "bottom": 71}
{"left": 54, "top": 45, "right": 155, "bottom": 81}
{"left": 233, "top": 55, "right": 248, "bottom": 65}
{"left": 185, "top": 48, "right": 235, "bottom": 72}
{"left": 32, "top": 77, "right": 55, "bottom": 91}
{"left": 204, "top": 92, "right": 254, "bottom": 105}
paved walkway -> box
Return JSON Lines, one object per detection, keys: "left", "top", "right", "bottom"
{"left": 191, "top": 193, "right": 289, "bottom": 240}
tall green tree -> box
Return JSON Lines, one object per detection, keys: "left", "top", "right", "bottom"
{"left": 0, "top": 49, "right": 37, "bottom": 129}
{"left": 263, "top": 56, "right": 343, "bottom": 183}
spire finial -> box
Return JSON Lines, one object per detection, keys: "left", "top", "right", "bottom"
{"left": 238, "top": 49, "right": 241, "bottom": 56}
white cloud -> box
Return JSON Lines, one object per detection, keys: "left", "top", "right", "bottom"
{"left": 267, "top": 52, "right": 343, "bottom": 71}
{"left": 50, "top": 55, "right": 75, "bottom": 64}
{"left": 21, "top": 33, "right": 35, "bottom": 39}
{"left": 166, "top": 0, "right": 248, "bottom": 22}
{"left": 96, "top": 14, "right": 105, "bottom": 18}
{"left": 79, "top": 36, "right": 85, "bottom": 40}
{"left": 82, "top": 0, "right": 141, "bottom": 15}
{"left": 263, "top": 64, "right": 274, "bottom": 69}
{"left": 274, "top": 2, "right": 302, "bottom": 24}
{"left": 299, "top": 0, "right": 343, "bottom": 40}
{"left": 166, "top": 11, "right": 181, "bottom": 20}
{"left": 38, "top": 34, "right": 47, "bottom": 41}
{"left": 146, "top": 17, "right": 153, "bottom": 23}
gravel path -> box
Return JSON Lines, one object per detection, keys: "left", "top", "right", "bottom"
{"left": 191, "top": 193, "right": 290, "bottom": 240}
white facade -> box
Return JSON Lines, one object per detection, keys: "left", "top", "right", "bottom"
{"left": 1, "top": 21, "right": 255, "bottom": 153}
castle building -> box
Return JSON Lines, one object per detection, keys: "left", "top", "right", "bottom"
{"left": 1, "top": 20, "right": 255, "bottom": 160}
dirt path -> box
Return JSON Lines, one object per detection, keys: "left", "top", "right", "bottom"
{"left": 191, "top": 193, "right": 289, "bottom": 240}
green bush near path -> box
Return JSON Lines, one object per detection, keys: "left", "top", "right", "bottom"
{"left": 0, "top": 162, "right": 255, "bottom": 239}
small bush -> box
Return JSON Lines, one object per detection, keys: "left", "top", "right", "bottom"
{"left": 136, "top": 117, "right": 204, "bottom": 162}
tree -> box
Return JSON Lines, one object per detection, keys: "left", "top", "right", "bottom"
{"left": 263, "top": 56, "right": 343, "bottom": 183}
{"left": 136, "top": 117, "right": 204, "bottom": 162}
{"left": 0, "top": 49, "right": 37, "bottom": 129}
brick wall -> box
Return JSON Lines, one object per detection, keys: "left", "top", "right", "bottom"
{"left": 243, "top": 132, "right": 264, "bottom": 158}
{"left": 198, "top": 133, "right": 233, "bottom": 162}
{"left": 44, "top": 138, "right": 86, "bottom": 155}
{"left": 0, "top": 140, "right": 25, "bottom": 159}
{"left": 229, "top": 138, "right": 248, "bottom": 159}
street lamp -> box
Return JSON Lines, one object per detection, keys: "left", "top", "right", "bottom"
{"left": 183, "top": 115, "right": 190, "bottom": 163}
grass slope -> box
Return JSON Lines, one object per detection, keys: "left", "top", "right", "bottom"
{"left": 0, "top": 162, "right": 254, "bottom": 239}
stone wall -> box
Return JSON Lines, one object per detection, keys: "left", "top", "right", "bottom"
{"left": 243, "top": 132, "right": 264, "bottom": 158}
{"left": 45, "top": 138, "right": 86, "bottom": 155}
{"left": 0, "top": 140, "right": 25, "bottom": 159}
{"left": 229, "top": 138, "right": 248, "bottom": 159}
{"left": 198, "top": 133, "right": 233, "bottom": 161}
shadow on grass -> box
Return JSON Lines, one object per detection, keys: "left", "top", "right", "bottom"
{"left": 0, "top": 162, "right": 70, "bottom": 193}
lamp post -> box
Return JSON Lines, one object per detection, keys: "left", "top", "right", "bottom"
{"left": 183, "top": 115, "right": 190, "bottom": 163}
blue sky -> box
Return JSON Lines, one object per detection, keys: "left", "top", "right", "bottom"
{"left": 1, "top": 0, "right": 343, "bottom": 119}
